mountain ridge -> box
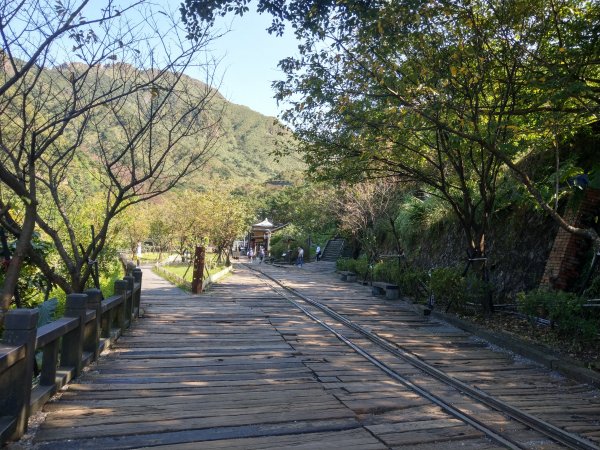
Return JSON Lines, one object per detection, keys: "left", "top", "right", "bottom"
{"left": 178, "top": 73, "right": 303, "bottom": 187}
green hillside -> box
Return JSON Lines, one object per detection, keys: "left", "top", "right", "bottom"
{"left": 53, "top": 64, "right": 303, "bottom": 191}
{"left": 196, "top": 96, "right": 303, "bottom": 186}
{"left": 164, "top": 74, "right": 304, "bottom": 188}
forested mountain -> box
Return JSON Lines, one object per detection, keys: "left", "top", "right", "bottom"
{"left": 71, "top": 68, "right": 303, "bottom": 190}
{"left": 163, "top": 73, "right": 304, "bottom": 187}
{"left": 192, "top": 96, "right": 303, "bottom": 186}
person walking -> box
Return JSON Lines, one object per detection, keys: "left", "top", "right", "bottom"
{"left": 259, "top": 246, "right": 265, "bottom": 264}
{"left": 296, "top": 246, "right": 304, "bottom": 268}
{"left": 248, "top": 248, "right": 254, "bottom": 263}
{"left": 315, "top": 245, "right": 321, "bottom": 262}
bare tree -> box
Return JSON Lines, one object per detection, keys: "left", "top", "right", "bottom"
{"left": 0, "top": 0, "right": 222, "bottom": 321}
{"left": 336, "top": 180, "right": 405, "bottom": 268}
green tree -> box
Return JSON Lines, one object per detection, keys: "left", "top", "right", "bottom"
{"left": 182, "top": 0, "right": 600, "bottom": 295}
{"left": 148, "top": 215, "right": 173, "bottom": 261}
{"left": 257, "top": 183, "right": 336, "bottom": 236}
{"left": 0, "top": 1, "right": 222, "bottom": 323}
{"left": 161, "top": 190, "right": 210, "bottom": 260}
{"left": 118, "top": 203, "right": 152, "bottom": 260}
{"left": 335, "top": 180, "right": 406, "bottom": 268}
{"left": 202, "top": 190, "right": 252, "bottom": 265}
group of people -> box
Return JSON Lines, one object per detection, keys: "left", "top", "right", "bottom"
{"left": 245, "top": 244, "right": 322, "bottom": 267}
{"left": 247, "top": 246, "right": 266, "bottom": 263}
{"left": 295, "top": 244, "right": 322, "bottom": 268}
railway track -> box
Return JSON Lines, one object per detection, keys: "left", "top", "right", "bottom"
{"left": 249, "top": 264, "right": 600, "bottom": 450}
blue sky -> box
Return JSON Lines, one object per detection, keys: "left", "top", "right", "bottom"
{"left": 80, "top": 1, "right": 299, "bottom": 118}
{"left": 209, "top": 11, "right": 300, "bottom": 118}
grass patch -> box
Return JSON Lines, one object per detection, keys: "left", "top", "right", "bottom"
{"left": 152, "top": 266, "right": 192, "bottom": 291}
{"left": 158, "top": 252, "right": 225, "bottom": 280}
{"left": 154, "top": 255, "right": 229, "bottom": 293}
{"left": 161, "top": 264, "right": 194, "bottom": 282}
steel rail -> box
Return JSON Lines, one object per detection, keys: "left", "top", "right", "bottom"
{"left": 270, "top": 284, "right": 523, "bottom": 449}
{"left": 252, "top": 266, "right": 600, "bottom": 450}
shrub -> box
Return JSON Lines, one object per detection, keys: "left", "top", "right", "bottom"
{"left": 427, "top": 267, "right": 494, "bottom": 312}
{"left": 372, "top": 259, "right": 399, "bottom": 282}
{"left": 336, "top": 257, "right": 355, "bottom": 272}
{"left": 353, "top": 255, "right": 370, "bottom": 279}
{"left": 517, "top": 289, "right": 599, "bottom": 342}
{"left": 583, "top": 275, "right": 600, "bottom": 298}
{"left": 369, "top": 259, "right": 432, "bottom": 300}
{"left": 99, "top": 257, "right": 124, "bottom": 300}
{"left": 336, "top": 255, "right": 370, "bottom": 279}
{"left": 430, "top": 267, "right": 465, "bottom": 308}
{"left": 397, "top": 268, "right": 428, "bottom": 300}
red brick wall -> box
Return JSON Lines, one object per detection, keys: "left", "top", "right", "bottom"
{"left": 540, "top": 188, "right": 600, "bottom": 290}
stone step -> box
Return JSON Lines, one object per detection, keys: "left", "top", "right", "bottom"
{"left": 321, "top": 239, "right": 346, "bottom": 261}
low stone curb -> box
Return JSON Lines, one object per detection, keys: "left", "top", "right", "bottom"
{"left": 411, "top": 304, "right": 600, "bottom": 388}
{"left": 152, "top": 265, "right": 192, "bottom": 290}
{"left": 202, "top": 265, "right": 233, "bottom": 290}
{"left": 153, "top": 265, "right": 233, "bottom": 292}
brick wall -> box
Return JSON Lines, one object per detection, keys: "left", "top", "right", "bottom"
{"left": 540, "top": 188, "right": 600, "bottom": 290}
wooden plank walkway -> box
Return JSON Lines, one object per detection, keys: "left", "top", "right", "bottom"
{"left": 23, "top": 267, "right": 387, "bottom": 449}
{"left": 15, "top": 262, "right": 600, "bottom": 449}
{"left": 255, "top": 262, "right": 600, "bottom": 447}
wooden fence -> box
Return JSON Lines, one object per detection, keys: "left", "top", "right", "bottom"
{"left": 0, "top": 267, "right": 143, "bottom": 445}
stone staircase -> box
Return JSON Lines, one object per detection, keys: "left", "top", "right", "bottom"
{"left": 321, "top": 238, "right": 346, "bottom": 262}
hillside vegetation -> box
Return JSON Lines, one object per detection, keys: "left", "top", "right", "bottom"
{"left": 72, "top": 70, "right": 303, "bottom": 189}
{"left": 180, "top": 83, "right": 303, "bottom": 187}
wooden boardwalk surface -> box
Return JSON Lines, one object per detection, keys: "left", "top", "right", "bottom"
{"left": 18, "top": 262, "right": 600, "bottom": 449}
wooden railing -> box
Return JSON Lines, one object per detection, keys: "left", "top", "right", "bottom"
{"left": 0, "top": 267, "right": 143, "bottom": 445}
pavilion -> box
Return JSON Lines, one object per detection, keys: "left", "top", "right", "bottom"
{"left": 248, "top": 218, "right": 288, "bottom": 256}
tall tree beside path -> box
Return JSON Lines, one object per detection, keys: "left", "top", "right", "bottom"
{"left": 335, "top": 180, "right": 406, "bottom": 268}
{"left": 141, "top": 189, "right": 252, "bottom": 266}
{"left": 156, "top": 190, "right": 210, "bottom": 261}
{"left": 119, "top": 202, "right": 152, "bottom": 261}
{"left": 0, "top": 0, "right": 222, "bottom": 324}
{"left": 202, "top": 191, "right": 252, "bottom": 265}
{"left": 181, "top": 0, "right": 600, "bottom": 269}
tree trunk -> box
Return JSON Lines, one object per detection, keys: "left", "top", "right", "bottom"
{"left": 388, "top": 216, "right": 404, "bottom": 268}
{"left": 71, "top": 271, "right": 85, "bottom": 294}
{"left": 0, "top": 201, "right": 36, "bottom": 326}
{"left": 226, "top": 248, "right": 231, "bottom": 266}
{"left": 466, "top": 231, "right": 493, "bottom": 315}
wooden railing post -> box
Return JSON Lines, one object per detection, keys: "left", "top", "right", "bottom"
{"left": 132, "top": 267, "right": 143, "bottom": 318}
{"left": 1, "top": 309, "right": 38, "bottom": 440}
{"left": 60, "top": 294, "right": 87, "bottom": 377}
{"left": 114, "top": 280, "right": 128, "bottom": 333}
{"left": 85, "top": 289, "right": 102, "bottom": 360}
{"left": 124, "top": 275, "right": 135, "bottom": 321}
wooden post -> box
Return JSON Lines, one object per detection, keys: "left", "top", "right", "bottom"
{"left": 61, "top": 294, "right": 87, "bottom": 377}
{"left": 124, "top": 275, "right": 135, "bottom": 321}
{"left": 85, "top": 288, "right": 102, "bottom": 360}
{"left": 0, "top": 309, "right": 38, "bottom": 441}
{"left": 132, "top": 267, "right": 143, "bottom": 318}
{"left": 114, "top": 280, "right": 128, "bottom": 333}
{"left": 191, "top": 246, "right": 205, "bottom": 294}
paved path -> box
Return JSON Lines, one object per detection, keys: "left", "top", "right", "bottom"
{"left": 21, "top": 262, "right": 600, "bottom": 449}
